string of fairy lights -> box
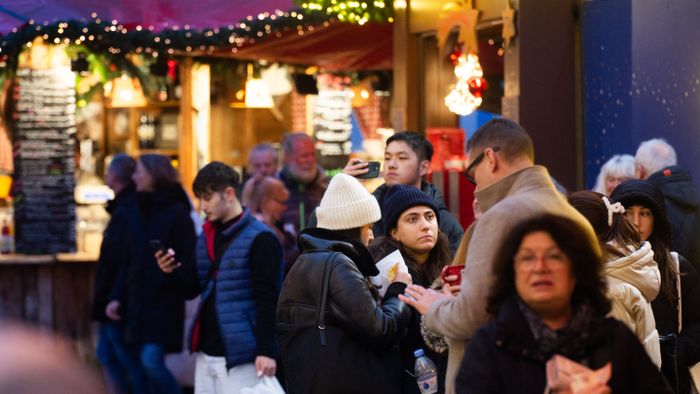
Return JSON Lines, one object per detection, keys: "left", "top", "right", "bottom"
{"left": 0, "top": 9, "right": 336, "bottom": 69}
{"left": 0, "top": 0, "right": 396, "bottom": 69}
{"left": 296, "top": 0, "right": 393, "bottom": 25}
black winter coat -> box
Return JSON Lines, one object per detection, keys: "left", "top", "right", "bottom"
{"left": 92, "top": 185, "right": 138, "bottom": 321}
{"left": 456, "top": 298, "right": 672, "bottom": 394}
{"left": 117, "top": 186, "right": 197, "bottom": 352}
{"left": 653, "top": 254, "right": 700, "bottom": 394}
{"left": 277, "top": 228, "right": 412, "bottom": 394}
{"left": 648, "top": 166, "right": 700, "bottom": 271}
{"left": 372, "top": 182, "right": 464, "bottom": 255}
{"left": 369, "top": 236, "right": 448, "bottom": 394}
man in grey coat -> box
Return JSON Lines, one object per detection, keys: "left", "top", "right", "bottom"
{"left": 400, "top": 119, "right": 599, "bottom": 394}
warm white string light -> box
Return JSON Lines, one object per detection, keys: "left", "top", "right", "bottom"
{"left": 445, "top": 52, "right": 483, "bottom": 116}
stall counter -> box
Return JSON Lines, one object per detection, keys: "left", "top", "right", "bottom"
{"left": 0, "top": 252, "right": 99, "bottom": 359}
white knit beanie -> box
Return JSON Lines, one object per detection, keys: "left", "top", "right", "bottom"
{"left": 316, "top": 173, "right": 381, "bottom": 230}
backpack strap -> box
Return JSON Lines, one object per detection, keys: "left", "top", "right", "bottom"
{"left": 316, "top": 253, "right": 334, "bottom": 346}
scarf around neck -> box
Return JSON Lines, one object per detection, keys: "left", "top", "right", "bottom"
{"left": 517, "top": 297, "right": 595, "bottom": 359}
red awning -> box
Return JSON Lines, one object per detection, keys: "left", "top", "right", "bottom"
{"left": 226, "top": 22, "right": 392, "bottom": 71}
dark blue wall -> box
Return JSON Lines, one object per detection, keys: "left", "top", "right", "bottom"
{"left": 583, "top": 0, "right": 700, "bottom": 188}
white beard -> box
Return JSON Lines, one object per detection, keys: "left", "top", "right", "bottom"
{"left": 289, "top": 164, "right": 317, "bottom": 184}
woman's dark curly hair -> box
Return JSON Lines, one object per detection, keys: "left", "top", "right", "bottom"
{"left": 486, "top": 214, "right": 611, "bottom": 317}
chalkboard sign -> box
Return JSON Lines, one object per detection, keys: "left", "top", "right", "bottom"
{"left": 12, "top": 67, "right": 76, "bottom": 254}
{"left": 313, "top": 88, "right": 353, "bottom": 169}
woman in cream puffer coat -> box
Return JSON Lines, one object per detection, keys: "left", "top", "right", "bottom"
{"left": 605, "top": 240, "right": 661, "bottom": 367}
{"left": 569, "top": 191, "right": 662, "bottom": 367}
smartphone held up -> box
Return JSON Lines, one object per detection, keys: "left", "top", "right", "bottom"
{"left": 356, "top": 161, "right": 381, "bottom": 179}
{"left": 149, "top": 239, "right": 168, "bottom": 254}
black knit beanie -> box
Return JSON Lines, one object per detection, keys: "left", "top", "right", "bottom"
{"left": 382, "top": 184, "right": 440, "bottom": 236}
{"left": 610, "top": 179, "right": 671, "bottom": 245}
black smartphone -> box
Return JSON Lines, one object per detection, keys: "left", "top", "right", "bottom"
{"left": 356, "top": 161, "right": 381, "bottom": 179}
{"left": 149, "top": 239, "right": 167, "bottom": 254}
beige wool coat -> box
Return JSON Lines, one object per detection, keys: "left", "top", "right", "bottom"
{"left": 424, "top": 165, "right": 600, "bottom": 394}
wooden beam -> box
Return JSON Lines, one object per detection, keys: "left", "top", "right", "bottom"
{"left": 179, "top": 58, "right": 196, "bottom": 196}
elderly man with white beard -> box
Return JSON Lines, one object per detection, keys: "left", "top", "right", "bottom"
{"left": 277, "top": 133, "right": 328, "bottom": 240}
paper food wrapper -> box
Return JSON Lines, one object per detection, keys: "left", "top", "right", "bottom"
{"left": 371, "top": 249, "right": 409, "bottom": 297}
{"left": 545, "top": 355, "right": 611, "bottom": 394}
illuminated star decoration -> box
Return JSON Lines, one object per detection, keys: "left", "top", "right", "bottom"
{"left": 445, "top": 52, "right": 486, "bottom": 116}
{"left": 436, "top": 1, "right": 480, "bottom": 54}
{"left": 502, "top": 1, "right": 516, "bottom": 47}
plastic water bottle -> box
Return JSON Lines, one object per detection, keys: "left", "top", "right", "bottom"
{"left": 0, "top": 220, "right": 13, "bottom": 254}
{"left": 414, "top": 348, "right": 438, "bottom": 394}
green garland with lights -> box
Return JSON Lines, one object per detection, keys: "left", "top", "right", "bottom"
{"left": 295, "top": 0, "right": 393, "bottom": 24}
{"left": 0, "top": 9, "right": 333, "bottom": 69}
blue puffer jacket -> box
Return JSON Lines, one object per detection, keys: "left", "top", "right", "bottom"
{"left": 188, "top": 209, "right": 278, "bottom": 368}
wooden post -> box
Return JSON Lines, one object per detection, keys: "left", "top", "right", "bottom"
{"left": 503, "top": 0, "right": 579, "bottom": 189}
{"left": 179, "top": 58, "right": 196, "bottom": 196}
{"left": 392, "top": 1, "right": 421, "bottom": 132}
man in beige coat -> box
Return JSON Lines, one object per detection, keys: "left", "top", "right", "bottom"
{"left": 401, "top": 118, "right": 599, "bottom": 394}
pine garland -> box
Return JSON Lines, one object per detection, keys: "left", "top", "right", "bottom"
{"left": 0, "top": 9, "right": 333, "bottom": 69}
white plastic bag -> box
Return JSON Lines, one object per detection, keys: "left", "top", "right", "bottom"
{"left": 241, "top": 376, "right": 285, "bottom": 394}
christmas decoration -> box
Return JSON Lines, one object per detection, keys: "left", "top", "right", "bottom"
{"left": 449, "top": 46, "right": 463, "bottom": 65}
{"left": 261, "top": 64, "right": 293, "bottom": 96}
{"left": 467, "top": 75, "right": 488, "bottom": 97}
{"left": 436, "top": 1, "right": 480, "bottom": 54}
{"left": 440, "top": 1, "right": 486, "bottom": 116}
{"left": 502, "top": 1, "right": 517, "bottom": 47}
{"left": 0, "top": 9, "right": 334, "bottom": 70}
{"left": 445, "top": 52, "right": 485, "bottom": 116}
{"left": 296, "top": 0, "right": 393, "bottom": 25}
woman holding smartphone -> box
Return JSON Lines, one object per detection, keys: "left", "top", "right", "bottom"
{"left": 109, "top": 154, "right": 197, "bottom": 393}
{"left": 369, "top": 184, "right": 451, "bottom": 394}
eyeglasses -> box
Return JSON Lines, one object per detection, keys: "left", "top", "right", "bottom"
{"left": 514, "top": 250, "right": 569, "bottom": 270}
{"left": 464, "top": 146, "right": 500, "bottom": 184}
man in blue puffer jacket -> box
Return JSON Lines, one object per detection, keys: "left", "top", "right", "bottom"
{"left": 156, "top": 161, "right": 284, "bottom": 393}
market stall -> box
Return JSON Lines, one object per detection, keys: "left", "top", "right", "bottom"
{"left": 0, "top": 1, "right": 397, "bottom": 356}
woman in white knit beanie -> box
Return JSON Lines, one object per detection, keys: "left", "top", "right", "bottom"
{"left": 277, "top": 174, "right": 414, "bottom": 394}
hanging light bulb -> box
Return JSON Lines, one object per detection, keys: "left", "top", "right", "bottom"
{"left": 445, "top": 53, "right": 486, "bottom": 116}
{"left": 245, "top": 79, "right": 274, "bottom": 108}
{"left": 244, "top": 63, "right": 273, "bottom": 108}
{"left": 104, "top": 74, "right": 147, "bottom": 107}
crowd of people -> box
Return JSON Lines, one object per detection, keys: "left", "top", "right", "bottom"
{"left": 90, "top": 119, "right": 700, "bottom": 394}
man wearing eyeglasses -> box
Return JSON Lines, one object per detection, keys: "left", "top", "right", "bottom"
{"left": 399, "top": 118, "right": 598, "bottom": 394}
